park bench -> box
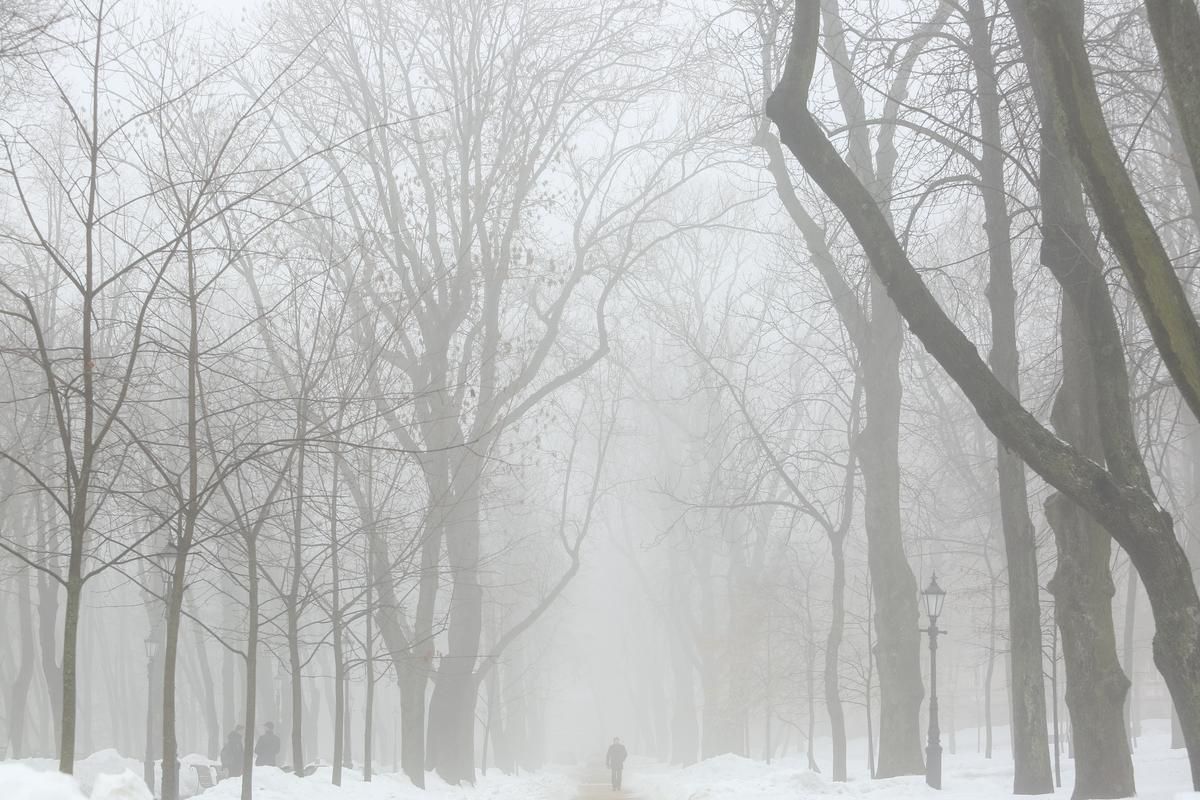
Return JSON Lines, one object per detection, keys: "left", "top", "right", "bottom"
{"left": 192, "top": 764, "right": 217, "bottom": 792}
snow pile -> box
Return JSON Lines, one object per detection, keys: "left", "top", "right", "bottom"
{"left": 9, "top": 750, "right": 148, "bottom": 797}
{"left": 630, "top": 722, "right": 1198, "bottom": 800}
{"left": 90, "top": 770, "right": 153, "bottom": 800}
{"left": 202, "top": 764, "right": 574, "bottom": 800}
{"left": 1, "top": 750, "right": 571, "bottom": 800}
{"left": 0, "top": 762, "right": 88, "bottom": 800}
{"left": 628, "top": 754, "right": 843, "bottom": 800}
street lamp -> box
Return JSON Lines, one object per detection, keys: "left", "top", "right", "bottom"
{"left": 155, "top": 535, "right": 178, "bottom": 585}
{"left": 922, "top": 573, "right": 947, "bottom": 790}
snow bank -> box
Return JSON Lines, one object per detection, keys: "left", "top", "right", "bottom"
{"left": 631, "top": 722, "right": 1197, "bottom": 800}
{"left": 628, "top": 754, "right": 851, "bottom": 800}
{"left": 90, "top": 770, "right": 153, "bottom": 800}
{"left": 0, "top": 762, "right": 88, "bottom": 800}
{"left": 0, "top": 759, "right": 571, "bottom": 800}
{"left": 9, "top": 750, "right": 147, "bottom": 797}
{"left": 201, "top": 764, "right": 574, "bottom": 800}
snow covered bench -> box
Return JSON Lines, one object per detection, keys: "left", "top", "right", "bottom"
{"left": 192, "top": 764, "right": 216, "bottom": 792}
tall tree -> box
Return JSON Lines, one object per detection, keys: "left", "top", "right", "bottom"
{"left": 766, "top": 0, "right": 1200, "bottom": 786}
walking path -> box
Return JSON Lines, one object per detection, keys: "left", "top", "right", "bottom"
{"left": 572, "top": 767, "right": 641, "bottom": 800}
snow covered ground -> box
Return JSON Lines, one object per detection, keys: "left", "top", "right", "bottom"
{"left": 628, "top": 719, "right": 1195, "bottom": 800}
{"left": 0, "top": 755, "right": 575, "bottom": 800}
{"left": 3, "top": 721, "right": 1196, "bottom": 800}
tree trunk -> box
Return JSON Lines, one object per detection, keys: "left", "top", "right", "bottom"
{"left": 35, "top": 503, "right": 63, "bottom": 750}
{"left": 190, "top": 602, "right": 220, "bottom": 759}
{"left": 825, "top": 535, "right": 847, "bottom": 781}
{"left": 364, "top": 585, "right": 375, "bottom": 781}
{"left": 241, "top": 530, "right": 259, "bottom": 800}
{"left": 426, "top": 484, "right": 484, "bottom": 785}
{"left": 222, "top": 583, "right": 237, "bottom": 735}
{"left": 1122, "top": 570, "right": 1137, "bottom": 749}
{"left": 1021, "top": 0, "right": 1200, "bottom": 427}
{"left": 965, "top": 0, "right": 1051, "bottom": 790}
{"left": 860, "top": 326, "right": 924, "bottom": 778}
{"left": 1043, "top": 289, "right": 1133, "bottom": 799}
{"left": 10, "top": 546, "right": 35, "bottom": 757}
{"left": 985, "top": 561, "right": 997, "bottom": 760}
{"left": 766, "top": 1, "right": 1200, "bottom": 787}
{"left": 287, "top": 442, "right": 307, "bottom": 775}
{"left": 1144, "top": 0, "right": 1200, "bottom": 202}
{"left": 58, "top": 557, "right": 82, "bottom": 773}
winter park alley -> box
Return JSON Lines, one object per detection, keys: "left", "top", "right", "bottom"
{"left": 6, "top": 0, "right": 1200, "bottom": 799}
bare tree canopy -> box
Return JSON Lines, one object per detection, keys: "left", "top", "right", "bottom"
{"left": 2, "top": 1, "right": 1200, "bottom": 800}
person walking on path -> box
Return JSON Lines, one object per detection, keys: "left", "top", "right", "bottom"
{"left": 220, "top": 725, "right": 245, "bottom": 777}
{"left": 605, "top": 737, "right": 628, "bottom": 791}
{"left": 255, "top": 722, "right": 280, "bottom": 767}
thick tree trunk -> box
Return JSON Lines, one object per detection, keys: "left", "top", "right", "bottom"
{"left": 1044, "top": 298, "right": 1133, "bottom": 800}
{"left": 427, "top": 482, "right": 483, "bottom": 784}
{"left": 1021, "top": 0, "right": 1200, "bottom": 426}
{"left": 860, "top": 322, "right": 924, "bottom": 778}
{"left": 965, "top": 0, "right": 1051, "bottom": 790}
{"left": 1044, "top": 485, "right": 1132, "bottom": 800}
{"left": 1021, "top": 3, "right": 1142, "bottom": 795}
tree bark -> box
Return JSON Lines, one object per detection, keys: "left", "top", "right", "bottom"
{"left": 965, "top": 0, "right": 1052, "bottom": 790}
{"left": 1044, "top": 299, "right": 1133, "bottom": 799}
{"left": 287, "top": 442, "right": 307, "bottom": 775}
{"left": 9, "top": 530, "right": 35, "bottom": 757}
{"left": 859, "top": 302, "right": 925, "bottom": 778}
{"left": 426, "top": 477, "right": 483, "bottom": 784}
{"left": 1021, "top": 0, "right": 1200, "bottom": 426}
{"left": 1144, "top": 0, "right": 1200, "bottom": 199}
{"left": 190, "top": 601, "right": 220, "bottom": 759}
{"left": 826, "top": 535, "right": 847, "bottom": 781}
{"left": 1122, "top": 571, "right": 1138, "bottom": 749}
{"left": 1041, "top": 297, "right": 1132, "bottom": 796}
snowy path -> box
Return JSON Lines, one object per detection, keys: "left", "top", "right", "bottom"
{"left": 573, "top": 767, "right": 641, "bottom": 800}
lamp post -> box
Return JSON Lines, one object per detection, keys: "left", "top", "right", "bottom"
{"left": 921, "top": 573, "right": 947, "bottom": 790}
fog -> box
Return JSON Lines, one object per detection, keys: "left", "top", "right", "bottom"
{"left": 1, "top": 1, "right": 1198, "bottom": 799}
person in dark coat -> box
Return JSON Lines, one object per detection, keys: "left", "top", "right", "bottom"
{"left": 605, "top": 737, "right": 628, "bottom": 791}
{"left": 220, "top": 725, "right": 245, "bottom": 777}
{"left": 255, "top": 722, "right": 281, "bottom": 767}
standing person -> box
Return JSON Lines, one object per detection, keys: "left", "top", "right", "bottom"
{"left": 605, "top": 737, "right": 628, "bottom": 791}
{"left": 220, "top": 725, "right": 245, "bottom": 777}
{"left": 255, "top": 722, "right": 280, "bottom": 767}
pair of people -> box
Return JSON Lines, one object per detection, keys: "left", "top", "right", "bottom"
{"left": 605, "top": 737, "right": 628, "bottom": 791}
{"left": 220, "top": 722, "right": 282, "bottom": 776}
